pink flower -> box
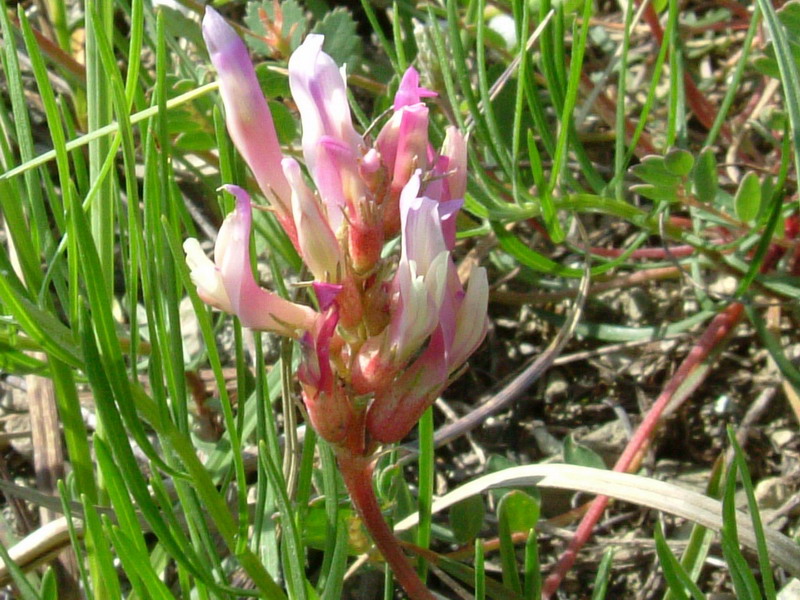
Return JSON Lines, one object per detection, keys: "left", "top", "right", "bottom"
{"left": 183, "top": 186, "right": 316, "bottom": 337}
{"left": 190, "top": 12, "right": 487, "bottom": 450}
{"left": 376, "top": 68, "right": 437, "bottom": 236}
{"left": 202, "top": 8, "right": 294, "bottom": 238}
{"left": 288, "top": 35, "right": 363, "bottom": 189}
{"left": 283, "top": 157, "right": 342, "bottom": 281}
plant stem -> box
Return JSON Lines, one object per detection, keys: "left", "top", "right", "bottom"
{"left": 337, "top": 449, "right": 435, "bottom": 600}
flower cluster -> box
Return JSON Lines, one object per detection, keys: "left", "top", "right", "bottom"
{"left": 184, "top": 8, "right": 488, "bottom": 453}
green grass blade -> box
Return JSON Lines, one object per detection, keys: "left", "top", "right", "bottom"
{"left": 757, "top": 0, "right": 800, "bottom": 181}
{"left": 522, "top": 528, "right": 540, "bottom": 600}
{"left": 727, "top": 428, "right": 777, "bottom": 600}
{"left": 260, "top": 440, "right": 308, "bottom": 600}
{"left": 654, "top": 522, "right": 705, "bottom": 600}
{"left": 416, "top": 406, "right": 434, "bottom": 581}
{"left": 590, "top": 547, "right": 615, "bottom": 600}
{"left": 721, "top": 458, "right": 762, "bottom": 600}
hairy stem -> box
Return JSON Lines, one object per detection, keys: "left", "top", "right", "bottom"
{"left": 337, "top": 450, "right": 434, "bottom": 600}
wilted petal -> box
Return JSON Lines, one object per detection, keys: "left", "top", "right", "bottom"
{"left": 299, "top": 308, "right": 359, "bottom": 447}
{"left": 289, "top": 34, "right": 362, "bottom": 176}
{"left": 298, "top": 307, "right": 339, "bottom": 394}
{"left": 203, "top": 8, "right": 292, "bottom": 226}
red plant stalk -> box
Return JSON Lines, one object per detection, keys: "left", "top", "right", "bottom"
{"left": 337, "top": 448, "right": 435, "bottom": 600}
{"left": 542, "top": 217, "right": 798, "bottom": 597}
{"left": 542, "top": 301, "right": 745, "bottom": 598}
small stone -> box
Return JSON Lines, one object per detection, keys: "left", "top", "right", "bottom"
{"left": 778, "top": 579, "right": 800, "bottom": 600}
{"left": 709, "top": 275, "right": 738, "bottom": 298}
{"left": 545, "top": 371, "right": 569, "bottom": 399}
{"left": 770, "top": 429, "right": 795, "bottom": 449}
{"left": 754, "top": 476, "right": 790, "bottom": 510}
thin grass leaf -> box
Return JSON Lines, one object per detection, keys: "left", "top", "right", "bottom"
{"left": 548, "top": 0, "right": 593, "bottom": 193}
{"left": 475, "top": 538, "right": 485, "bottom": 600}
{"left": 522, "top": 528, "right": 541, "bottom": 600}
{"left": 728, "top": 429, "right": 777, "bottom": 600}
{"left": 108, "top": 524, "right": 175, "bottom": 600}
{"left": 82, "top": 495, "right": 123, "bottom": 600}
{"left": 319, "top": 441, "right": 348, "bottom": 600}
{"left": 0, "top": 0, "right": 47, "bottom": 285}
{"left": 260, "top": 440, "right": 309, "bottom": 600}
{"left": 0, "top": 541, "right": 40, "bottom": 600}
{"left": 654, "top": 522, "right": 705, "bottom": 600}
{"left": 475, "top": 0, "right": 513, "bottom": 177}
{"left": 57, "top": 481, "right": 92, "bottom": 596}
{"left": 0, "top": 82, "right": 219, "bottom": 182}
{"left": 721, "top": 458, "right": 763, "bottom": 600}
{"left": 590, "top": 547, "right": 615, "bottom": 600}
{"left": 415, "top": 407, "right": 434, "bottom": 581}
{"left": 757, "top": 0, "right": 800, "bottom": 181}
{"left": 745, "top": 304, "right": 800, "bottom": 393}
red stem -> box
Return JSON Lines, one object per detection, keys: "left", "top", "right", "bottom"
{"left": 542, "top": 302, "right": 745, "bottom": 598}
{"left": 337, "top": 450, "right": 435, "bottom": 600}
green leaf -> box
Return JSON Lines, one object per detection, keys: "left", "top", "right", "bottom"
{"left": 563, "top": 435, "right": 607, "bottom": 470}
{"left": 256, "top": 63, "right": 292, "bottom": 98}
{"left": 630, "top": 155, "right": 682, "bottom": 187}
{"left": 692, "top": 148, "right": 718, "bottom": 204}
{"left": 449, "top": 495, "right": 486, "bottom": 545}
{"left": 0, "top": 343, "right": 47, "bottom": 374}
{"left": 245, "top": 0, "right": 307, "bottom": 55}
{"left": 268, "top": 99, "right": 298, "bottom": 145}
{"left": 497, "top": 490, "right": 540, "bottom": 594}
{"left": 758, "top": 0, "right": 800, "bottom": 184}
{"left": 160, "top": 5, "right": 204, "bottom": 49}
{"left": 590, "top": 548, "right": 615, "bottom": 600}
{"left": 303, "top": 504, "right": 357, "bottom": 553}
{"left": 728, "top": 428, "right": 778, "bottom": 600}
{"left": 0, "top": 275, "right": 82, "bottom": 368}
{"left": 631, "top": 184, "right": 679, "bottom": 202}
{"left": 721, "top": 456, "right": 763, "bottom": 600}
{"left": 734, "top": 172, "right": 762, "bottom": 222}
{"left": 39, "top": 568, "right": 57, "bottom": 600}
{"left": 312, "top": 8, "right": 363, "bottom": 69}
{"left": 664, "top": 148, "right": 695, "bottom": 176}
{"left": 174, "top": 131, "right": 217, "bottom": 152}
{"left": 654, "top": 522, "right": 705, "bottom": 600}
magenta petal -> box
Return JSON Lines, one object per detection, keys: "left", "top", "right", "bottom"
{"left": 393, "top": 67, "right": 437, "bottom": 110}
{"left": 313, "top": 282, "right": 344, "bottom": 311}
